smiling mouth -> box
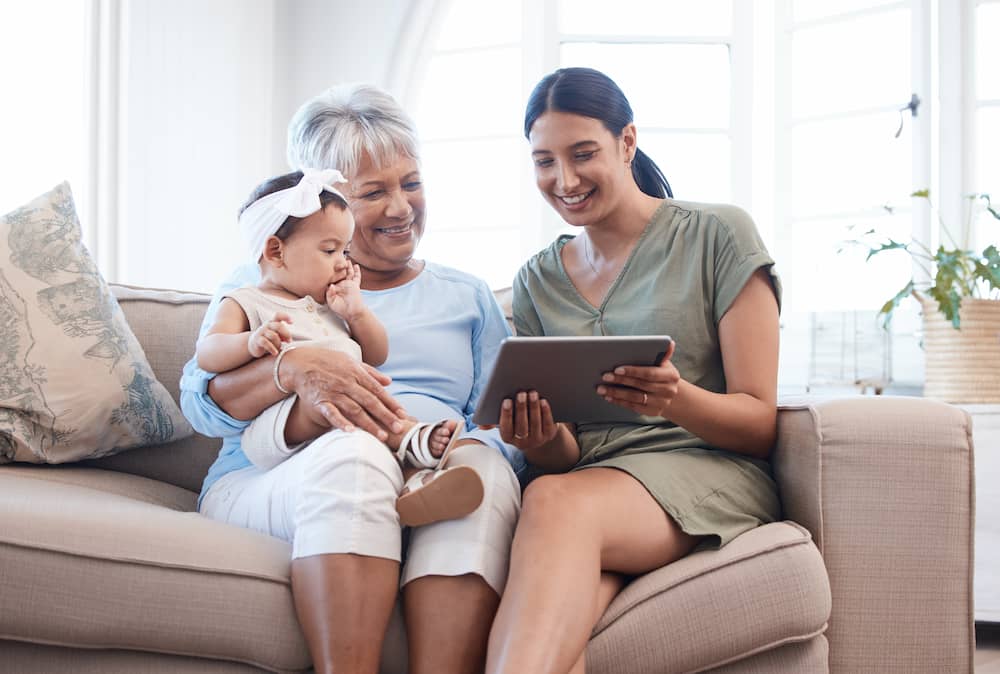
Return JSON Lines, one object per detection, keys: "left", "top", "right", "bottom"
{"left": 375, "top": 222, "right": 414, "bottom": 235}
{"left": 558, "top": 189, "right": 595, "bottom": 206}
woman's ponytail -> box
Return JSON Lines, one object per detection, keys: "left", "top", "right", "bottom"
{"left": 631, "top": 148, "right": 672, "bottom": 199}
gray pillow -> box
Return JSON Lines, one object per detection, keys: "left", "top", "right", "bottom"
{"left": 0, "top": 182, "right": 192, "bottom": 463}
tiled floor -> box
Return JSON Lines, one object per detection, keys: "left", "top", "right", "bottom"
{"left": 978, "top": 623, "right": 1000, "bottom": 673}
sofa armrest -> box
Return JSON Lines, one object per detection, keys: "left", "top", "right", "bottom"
{"left": 773, "top": 396, "right": 974, "bottom": 673}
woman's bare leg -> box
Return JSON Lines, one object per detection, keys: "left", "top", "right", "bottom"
{"left": 566, "top": 572, "right": 626, "bottom": 674}
{"left": 486, "top": 468, "right": 699, "bottom": 674}
{"left": 291, "top": 553, "right": 400, "bottom": 674}
{"left": 404, "top": 573, "right": 500, "bottom": 674}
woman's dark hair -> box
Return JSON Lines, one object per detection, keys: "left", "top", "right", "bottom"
{"left": 239, "top": 171, "right": 349, "bottom": 241}
{"left": 523, "top": 67, "right": 672, "bottom": 199}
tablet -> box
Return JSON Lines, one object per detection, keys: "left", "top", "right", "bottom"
{"left": 472, "top": 335, "right": 673, "bottom": 425}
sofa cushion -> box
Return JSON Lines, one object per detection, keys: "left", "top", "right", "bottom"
{"left": 83, "top": 284, "right": 221, "bottom": 493}
{"left": 0, "top": 465, "right": 309, "bottom": 672}
{"left": 586, "top": 521, "right": 830, "bottom": 673}
{"left": 0, "top": 183, "right": 192, "bottom": 465}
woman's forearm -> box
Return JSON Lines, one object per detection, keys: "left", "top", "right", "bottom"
{"left": 668, "top": 380, "right": 776, "bottom": 459}
{"left": 521, "top": 424, "right": 581, "bottom": 473}
{"left": 207, "top": 354, "right": 284, "bottom": 421}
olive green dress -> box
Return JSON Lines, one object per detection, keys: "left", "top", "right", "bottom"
{"left": 512, "top": 199, "right": 782, "bottom": 548}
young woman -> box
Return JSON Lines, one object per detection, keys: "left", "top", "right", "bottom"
{"left": 485, "top": 67, "right": 782, "bottom": 674}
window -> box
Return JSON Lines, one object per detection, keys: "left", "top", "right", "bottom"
{"left": 401, "top": 1, "right": 992, "bottom": 393}
{"left": 975, "top": 0, "right": 1000, "bottom": 249}
{"left": 410, "top": 2, "right": 528, "bottom": 290}
{"left": 410, "top": 0, "right": 744, "bottom": 289}
{"left": 776, "top": 1, "right": 920, "bottom": 314}
{"left": 0, "top": 2, "right": 87, "bottom": 220}
{"left": 557, "top": 0, "right": 738, "bottom": 206}
{"left": 774, "top": 0, "right": 928, "bottom": 391}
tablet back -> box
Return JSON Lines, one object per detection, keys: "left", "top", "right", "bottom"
{"left": 472, "top": 336, "right": 672, "bottom": 425}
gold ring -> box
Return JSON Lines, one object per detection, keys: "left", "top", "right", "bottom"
{"left": 513, "top": 432, "right": 528, "bottom": 440}
{"left": 642, "top": 393, "right": 648, "bottom": 405}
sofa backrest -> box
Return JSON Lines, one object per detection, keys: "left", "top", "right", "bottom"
{"left": 84, "top": 284, "right": 219, "bottom": 493}
{"left": 83, "top": 283, "right": 516, "bottom": 494}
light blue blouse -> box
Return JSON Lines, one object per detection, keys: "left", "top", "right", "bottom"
{"left": 179, "top": 262, "right": 524, "bottom": 503}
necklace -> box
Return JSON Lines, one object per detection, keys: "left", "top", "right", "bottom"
{"left": 582, "top": 234, "right": 601, "bottom": 276}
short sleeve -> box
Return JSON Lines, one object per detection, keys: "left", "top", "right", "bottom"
{"left": 512, "top": 266, "right": 544, "bottom": 337}
{"left": 710, "top": 206, "right": 782, "bottom": 324}
{"left": 463, "top": 279, "right": 513, "bottom": 430}
{"left": 179, "top": 263, "right": 260, "bottom": 438}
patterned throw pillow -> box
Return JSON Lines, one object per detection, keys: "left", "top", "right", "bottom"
{"left": 0, "top": 182, "right": 192, "bottom": 463}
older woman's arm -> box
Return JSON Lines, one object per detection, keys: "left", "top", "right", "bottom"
{"left": 208, "top": 347, "right": 406, "bottom": 440}
{"left": 180, "top": 264, "right": 406, "bottom": 443}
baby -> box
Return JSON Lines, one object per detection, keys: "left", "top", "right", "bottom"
{"left": 196, "top": 169, "right": 483, "bottom": 526}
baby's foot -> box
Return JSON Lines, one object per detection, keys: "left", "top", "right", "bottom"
{"left": 389, "top": 419, "right": 460, "bottom": 467}
{"left": 397, "top": 465, "right": 484, "bottom": 527}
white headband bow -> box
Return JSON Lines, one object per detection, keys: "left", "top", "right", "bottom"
{"left": 239, "top": 168, "right": 348, "bottom": 262}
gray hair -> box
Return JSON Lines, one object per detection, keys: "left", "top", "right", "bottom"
{"left": 286, "top": 83, "right": 420, "bottom": 177}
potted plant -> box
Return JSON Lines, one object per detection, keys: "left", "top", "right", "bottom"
{"left": 850, "top": 190, "right": 1000, "bottom": 403}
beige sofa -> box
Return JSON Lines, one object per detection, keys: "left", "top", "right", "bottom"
{"left": 0, "top": 284, "right": 976, "bottom": 673}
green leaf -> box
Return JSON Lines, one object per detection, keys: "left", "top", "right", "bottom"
{"left": 911, "top": 189, "right": 931, "bottom": 199}
{"left": 982, "top": 194, "right": 1000, "bottom": 221}
{"left": 975, "top": 244, "right": 1000, "bottom": 291}
{"left": 928, "top": 284, "right": 963, "bottom": 329}
{"left": 878, "top": 280, "right": 915, "bottom": 329}
{"left": 865, "top": 239, "right": 907, "bottom": 261}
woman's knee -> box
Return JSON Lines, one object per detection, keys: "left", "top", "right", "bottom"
{"left": 447, "top": 444, "right": 521, "bottom": 514}
{"left": 292, "top": 431, "right": 405, "bottom": 560}
{"left": 298, "top": 429, "right": 404, "bottom": 500}
{"left": 520, "top": 473, "right": 589, "bottom": 524}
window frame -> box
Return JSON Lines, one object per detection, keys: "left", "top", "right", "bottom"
{"left": 401, "top": 0, "right": 749, "bottom": 285}
{"left": 396, "top": 0, "right": 989, "bottom": 393}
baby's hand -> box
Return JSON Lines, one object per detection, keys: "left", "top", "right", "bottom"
{"left": 327, "top": 263, "right": 365, "bottom": 320}
{"left": 248, "top": 312, "right": 292, "bottom": 358}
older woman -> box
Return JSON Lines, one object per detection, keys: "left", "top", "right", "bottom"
{"left": 180, "top": 84, "right": 522, "bottom": 674}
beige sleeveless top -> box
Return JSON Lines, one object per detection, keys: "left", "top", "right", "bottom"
{"left": 224, "top": 286, "right": 361, "bottom": 362}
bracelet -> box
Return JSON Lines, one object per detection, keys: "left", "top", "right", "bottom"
{"left": 272, "top": 344, "right": 298, "bottom": 395}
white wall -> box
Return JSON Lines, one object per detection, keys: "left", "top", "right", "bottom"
{"left": 122, "top": 0, "right": 276, "bottom": 292}
{"left": 271, "top": 0, "right": 413, "bottom": 172}
{"left": 119, "top": 0, "right": 413, "bottom": 293}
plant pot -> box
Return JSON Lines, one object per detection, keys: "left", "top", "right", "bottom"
{"left": 921, "top": 298, "right": 1000, "bottom": 403}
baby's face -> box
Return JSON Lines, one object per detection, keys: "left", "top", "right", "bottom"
{"left": 279, "top": 205, "right": 355, "bottom": 303}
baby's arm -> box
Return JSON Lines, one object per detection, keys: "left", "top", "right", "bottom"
{"left": 282, "top": 396, "right": 331, "bottom": 445}
{"left": 347, "top": 310, "right": 388, "bottom": 367}
{"left": 327, "top": 263, "right": 388, "bottom": 366}
{"left": 196, "top": 299, "right": 291, "bottom": 373}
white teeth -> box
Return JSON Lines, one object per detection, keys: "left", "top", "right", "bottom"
{"left": 560, "top": 192, "right": 590, "bottom": 205}
{"left": 379, "top": 224, "right": 411, "bottom": 234}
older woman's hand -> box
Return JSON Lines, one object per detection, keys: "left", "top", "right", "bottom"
{"left": 595, "top": 341, "right": 679, "bottom": 418}
{"left": 280, "top": 346, "right": 407, "bottom": 440}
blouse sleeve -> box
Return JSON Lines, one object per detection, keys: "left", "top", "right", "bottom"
{"left": 710, "top": 205, "right": 782, "bottom": 325}
{"left": 462, "top": 279, "right": 511, "bottom": 426}
{"left": 457, "top": 280, "right": 522, "bottom": 461}
{"left": 178, "top": 264, "right": 260, "bottom": 438}
{"left": 512, "top": 265, "right": 544, "bottom": 337}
